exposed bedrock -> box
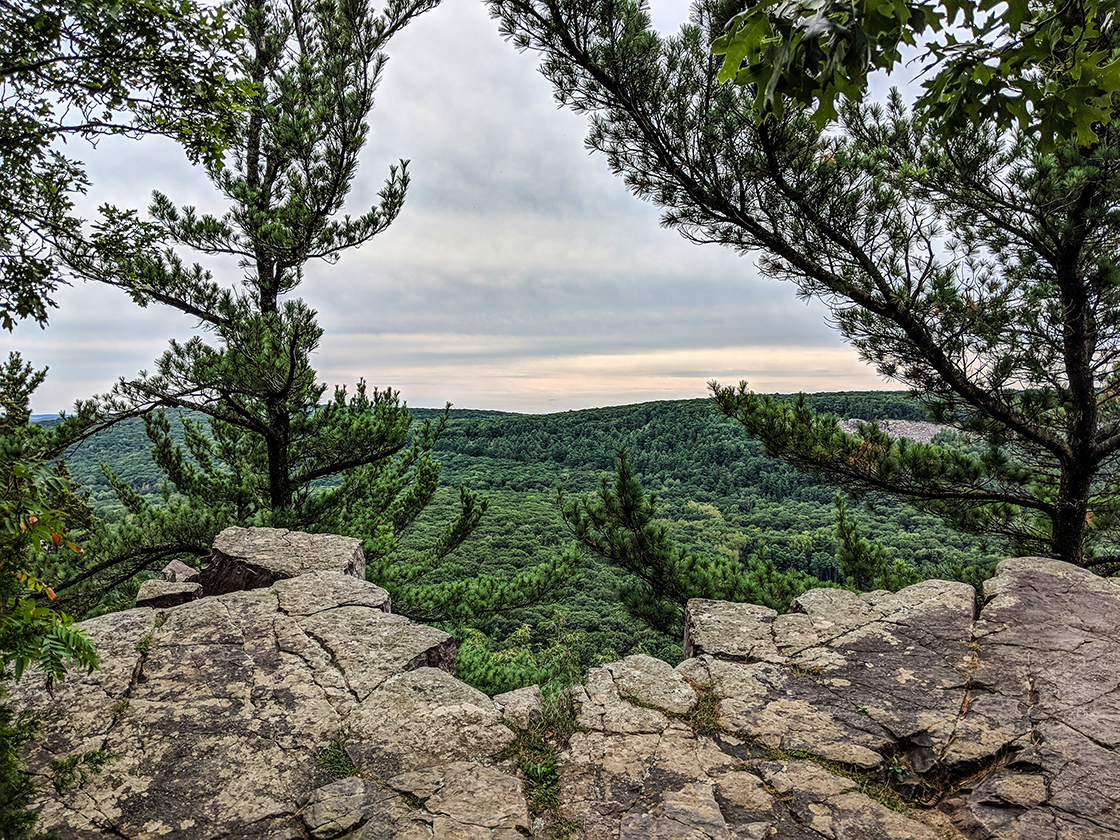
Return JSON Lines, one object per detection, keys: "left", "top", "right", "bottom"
{"left": 11, "top": 529, "right": 1119, "bottom": 839}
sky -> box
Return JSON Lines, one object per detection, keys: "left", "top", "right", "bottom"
{"left": 7, "top": 0, "right": 894, "bottom": 415}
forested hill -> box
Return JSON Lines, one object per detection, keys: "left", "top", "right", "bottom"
{"left": 411, "top": 391, "right": 930, "bottom": 498}
{"left": 65, "top": 391, "right": 930, "bottom": 508}
{"left": 60, "top": 392, "right": 990, "bottom": 662}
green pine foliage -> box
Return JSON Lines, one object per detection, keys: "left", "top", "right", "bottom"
{"left": 454, "top": 612, "right": 587, "bottom": 696}
{"left": 49, "top": 0, "right": 577, "bottom": 621}
{"left": 61, "top": 395, "right": 997, "bottom": 666}
{"left": 834, "top": 497, "right": 920, "bottom": 592}
{"left": 489, "top": 0, "right": 1120, "bottom": 571}
{"left": 560, "top": 449, "right": 823, "bottom": 636}
{"left": 0, "top": 693, "right": 42, "bottom": 840}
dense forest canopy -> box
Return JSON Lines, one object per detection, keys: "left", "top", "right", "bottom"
{"left": 57, "top": 393, "right": 994, "bottom": 662}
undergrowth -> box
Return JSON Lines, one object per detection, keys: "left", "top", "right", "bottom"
{"left": 497, "top": 689, "right": 583, "bottom": 839}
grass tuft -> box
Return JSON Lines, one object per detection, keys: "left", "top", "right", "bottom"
{"left": 497, "top": 690, "right": 584, "bottom": 838}
{"left": 316, "top": 737, "right": 358, "bottom": 778}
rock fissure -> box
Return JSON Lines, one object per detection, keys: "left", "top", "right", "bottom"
{"left": 298, "top": 624, "right": 363, "bottom": 705}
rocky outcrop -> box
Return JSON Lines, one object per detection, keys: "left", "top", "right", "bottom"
{"left": 838, "top": 418, "right": 948, "bottom": 444}
{"left": 158, "top": 558, "right": 198, "bottom": 583}
{"left": 12, "top": 529, "right": 1120, "bottom": 840}
{"left": 12, "top": 565, "right": 519, "bottom": 839}
{"left": 201, "top": 526, "right": 368, "bottom": 597}
{"left": 559, "top": 558, "right": 1120, "bottom": 839}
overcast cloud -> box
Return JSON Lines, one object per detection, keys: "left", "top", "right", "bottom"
{"left": 7, "top": 0, "right": 889, "bottom": 414}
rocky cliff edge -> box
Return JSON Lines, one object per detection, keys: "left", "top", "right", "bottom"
{"left": 11, "top": 530, "right": 1120, "bottom": 839}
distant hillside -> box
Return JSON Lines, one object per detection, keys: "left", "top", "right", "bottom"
{"left": 55, "top": 391, "right": 991, "bottom": 662}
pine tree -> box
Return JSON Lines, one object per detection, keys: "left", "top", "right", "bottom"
{"left": 489, "top": 0, "right": 1120, "bottom": 571}
{"left": 0, "top": 0, "right": 246, "bottom": 330}
{"left": 62, "top": 0, "right": 576, "bottom": 619}
{"left": 561, "top": 450, "right": 822, "bottom": 635}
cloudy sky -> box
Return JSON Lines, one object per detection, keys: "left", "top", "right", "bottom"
{"left": 9, "top": 0, "right": 892, "bottom": 414}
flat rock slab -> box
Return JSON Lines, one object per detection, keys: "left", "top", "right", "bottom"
{"left": 202, "top": 526, "right": 368, "bottom": 596}
{"left": 560, "top": 559, "right": 1120, "bottom": 839}
{"left": 12, "top": 571, "right": 520, "bottom": 839}
{"left": 135, "top": 578, "right": 201, "bottom": 608}
{"left": 939, "top": 558, "right": 1120, "bottom": 839}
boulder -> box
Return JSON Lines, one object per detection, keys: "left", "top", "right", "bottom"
{"left": 158, "top": 558, "right": 199, "bottom": 582}
{"left": 494, "top": 684, "right": 545, "bottom": 729}
{"left": 135, "top": 578, "right": 202, "bottom": 608}
{"left": 552, "top": 559, "right": 1120, "bottom": 840}
{"left": 201, "top": 526, "right": 367, "bottom": 596}
{"left": 12, "top": 570, "right": 518, "bottom": 839}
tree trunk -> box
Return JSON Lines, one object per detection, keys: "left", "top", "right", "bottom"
{"left": 266, "top": 407, "right": 291, "bottom": 511}
{"left": 1051, "top": 463, "right": 1093, "bottom": 566}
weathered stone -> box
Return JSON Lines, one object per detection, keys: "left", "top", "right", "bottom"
{"left": 135, "top": 578, "right": 202, "bottom": 608}
{"left": 345, "top": 667, "right": 516, "bottom": 776}
{"left": 302, "top": 777, "right": 373, "bottom": 839}
{"left": 159, "top": 558, "right": 199, "bottom": 582}
{"left": 202, "top": 526, "right": 366, "bottom": 595}
{"left": 938, "top": 558, "right": 1120, "bottom": 839}
{"left": 760, "top": 760, "right": 944, "bottom": 839}
{"left": 11, "top": 572, "right": 504, "bottom": 839}
{"left": 605, "top": 654, "right": 700, "bottom": 714}
{"left": 273, "top": 570, "right": 391, "bottom": 616}
{"left": 684, "top": 599, "right": 782, "bottom": 663}
{"left": 15, "top": 531, "right": 1120, "bottom": 840}
{"left": 494, "top": 683, "right": 544, "bottom": 728}
{"left": 424, "top": 761, "right": 530, "bottom": 833}
{"left": 711, "top": 659, "right": 891, "bottom": 769}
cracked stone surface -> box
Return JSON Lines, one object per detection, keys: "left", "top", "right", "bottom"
{"left": 558, "top": 558, "right": 1120, "bottom": 839}
{"left": 202, "top": 526, "right": 368, "bottom": 596}
{"left": 13, "top": 543, "right": 1120, "bottom": 840}
{"left": 11, "top": 569, "right": 519, "bottom": 839}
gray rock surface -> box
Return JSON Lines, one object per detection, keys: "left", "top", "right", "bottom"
{"left": 14, "top": 533, "right": 1120, "bottom": 840}
{"left": 202, "top": 526, "right": 367, "bottom": 596}
{"left": 554, "top": 558, "right": 1120, "bottom": 839}
{"left": 158, "top": 558, "right": 198, "bottom": 582}
{"left": 12, "top": 569, "right": 518, "bottom": 839}
{"left": 134, "top": 578, "right": 201, "bottom": 608}
{"left": 495, "top": 683, "right": 544, "bottom": 729}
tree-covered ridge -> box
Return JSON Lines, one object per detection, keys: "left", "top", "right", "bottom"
{"left": 58, "top": 392, "right": 995, "bottom": 663}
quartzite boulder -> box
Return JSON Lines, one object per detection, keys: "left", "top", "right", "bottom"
{"left": 158, "top": 558, "right": 199, "bottom": 582}
{"left": 12, "top": 569, "right": 521, "bottom": 839}
{"left": 494, "top": 683, "right": 545, "bottom": 729}
{"left": 557, "top": 558, "right": 1120, "bottom": 839}
{"left": 202, "top": 526, "right": 368, "bottom": 596}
